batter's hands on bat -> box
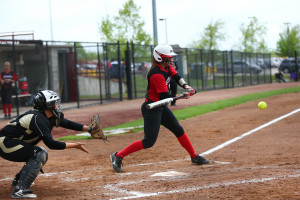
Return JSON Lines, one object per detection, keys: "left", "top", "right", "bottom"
{"left": 184, "top": 85, "right": 196, "bottom": 96}
{"left": 182, "top": 92, "right": 191, "bottom": 99}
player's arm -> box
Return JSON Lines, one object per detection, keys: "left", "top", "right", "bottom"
{"left": 56, "top": 112, "right": 89, "bottom": 131}
{"left": 151, "top": 74, "right": 170, "bottom": 100}
{"left": 0, "top": 74, "right": 4, "bottom": 85}
{"left": 31, "top": 115, "right": 66, "bottom": 150}
{"left": 169, "top": 66, "right": 195, "bottom": 96}
{"left": 32, "top": 115, "right": 88, "bottom": 153}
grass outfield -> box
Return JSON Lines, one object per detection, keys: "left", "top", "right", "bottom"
{"left": 58, "top": 86, "right": 300, "bottom": 141}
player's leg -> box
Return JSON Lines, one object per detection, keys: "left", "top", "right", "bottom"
{"left": 111, "top": 102, "right": 162, "bottom": 172}
{"left": 6, "top": 89, "right": 13, "bottom": 118}
{"left": 0, "top": 136, "right": 48, "bottom": 198}
{"left": 12, "top": 146, "right": 48, "bottom": 199}
{"left": 160, "top": 106, "right": 209, "bottom": 165}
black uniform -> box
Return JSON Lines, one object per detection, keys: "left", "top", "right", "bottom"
{"left": 0, "top": 110, "right": 83, "bottom": 162}
{"left": 142, "top": 64, "right": 184, "bottom": 148}
{"left": 0, "top": 71, "right": 15, "bottom": 104}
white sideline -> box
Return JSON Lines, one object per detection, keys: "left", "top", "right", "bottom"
{"left": 108, "top": 173, "right": 300, "bottom": 200}
{"left": 105, "top": 108, "right": 300, "bottom": 199}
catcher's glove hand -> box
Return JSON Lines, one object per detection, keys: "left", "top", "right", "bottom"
{"left": 88, "top": 114, "right": 108, "bottom": 141}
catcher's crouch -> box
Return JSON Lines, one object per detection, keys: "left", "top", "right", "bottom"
{"left": 0, "top": 90, "right": 95, "bottom": 199}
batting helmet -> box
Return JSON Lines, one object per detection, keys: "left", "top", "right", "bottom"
{"left": 153, "top": 44, "right": 177, "bottom": 63}
{"left": 33, "top": 90, "right": 62, "bottom": 120}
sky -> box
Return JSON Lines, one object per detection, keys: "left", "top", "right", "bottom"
{"left": 0, "top": 0, "right": 299, "bottom": 51}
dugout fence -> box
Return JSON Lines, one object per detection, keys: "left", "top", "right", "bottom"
{"left": 0, "top": 38, "right": 297, "bottom": 119}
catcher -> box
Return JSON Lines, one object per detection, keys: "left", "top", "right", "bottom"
{"left": 0, "top": 90, "right": 105, "bottom": 199}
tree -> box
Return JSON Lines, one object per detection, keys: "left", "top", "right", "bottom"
{"left": 99, "top": 0, "right": 152, "bottom": 44}
{"left": 192, "top": 19, "right": 226, "bottom": 50}
{"left": 99, "top": 16, "right": 116, "bottom": 42}
{"left": 276, "top": 24, "right": 300, "bottom": 57}
{"left": 239, "top": 17, "right": 267, "bottom": 52}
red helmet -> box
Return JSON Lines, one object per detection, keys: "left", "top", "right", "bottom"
{"left": 153, "top": 44, "right": 177, "bottom": 62}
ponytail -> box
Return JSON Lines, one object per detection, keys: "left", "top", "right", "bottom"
{"left": 146, "top": 62, "right": 156, "bottom": 80}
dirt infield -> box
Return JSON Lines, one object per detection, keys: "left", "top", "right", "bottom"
{"left": 0, "top": 82, "right": 300, "bottom": 199}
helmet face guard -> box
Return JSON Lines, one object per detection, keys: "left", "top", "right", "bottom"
{"left": 33, "top": 90, "right": 62, "bottom": 126}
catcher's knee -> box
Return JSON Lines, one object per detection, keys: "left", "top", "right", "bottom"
{"left": 34, "top": 146, "right": 48, "bottom": 165}
{"left": 15, "top": 147, "right": 48, "bottom": 189}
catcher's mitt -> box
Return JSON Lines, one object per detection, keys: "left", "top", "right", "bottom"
{"left": 88, "top": 114, "right": 108, "bottom": 141}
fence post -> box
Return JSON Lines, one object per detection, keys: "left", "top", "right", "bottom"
{"left": 222, "top": 51, "right": 226, "bottom": 88}
{"left": 96, "top": 43, "right": 103, "bottom": 104}
{"left": 131, "top": 41, "right": 137, "bottom": 98}
{"left": 185, "top": 48, "right": 190, "bottom": 85}
{"left": 73, "top": 42, "right": 80, "bottom": 108}
{"left": 117, "top": 41, "right": 123, "bottom": 101}
{"left": 195, "top": 50, "right": 199, "bottom": 90}
{"left": 12, "top": 39, "right": 19, "bottom": 116}
{"left": 46, "top": 41, "right": 51, "bottom": 90}
{"left": 230, "top": 50, "right": 234, "bottom": 88}
{"left": 211, "top": 50, "right": 216, "bottom": 89}
{"left": 125, "top": 41, "right": 133, "bottom": 99}
{"left": 295, "top": 51, "right": 299, "bottom": 81}
{"left": 199, "top": 49, "right": 204, "bottom": 91}
{"left": 104, "top": 43, "right": 111, "bottom": 100}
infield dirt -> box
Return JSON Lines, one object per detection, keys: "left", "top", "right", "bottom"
{"left": 0, "top": 82, "right": 299, "bottom": 199}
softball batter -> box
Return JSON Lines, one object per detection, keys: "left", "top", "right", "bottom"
{"left": 111, "top": 44, "right": 209, "bottom": 173}
{"left": 0, "top": 90, "right": 89, "bottom": 199}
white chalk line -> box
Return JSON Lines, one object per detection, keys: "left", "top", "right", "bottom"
{"left": 107, "top": 173, "right": 300, "bottom": 200}
{"left": 201, "top": 108, "right": 300, "bottom": 156}
{"left": 1, "top": 108, "right": 299, "bottom": 198}
{"left": 104, "top": 108, "right": 300, "bottom": 199}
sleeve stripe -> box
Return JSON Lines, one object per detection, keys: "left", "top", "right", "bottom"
{"left": 34, "top": 115, "right": 44, "bottom": 137}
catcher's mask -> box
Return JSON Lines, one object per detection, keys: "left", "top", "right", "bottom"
{"left": 33, "top": 90, "right": 62, "bottom": 125}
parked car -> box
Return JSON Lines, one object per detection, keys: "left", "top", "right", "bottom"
{"left": 232, "top": 61, "right": 262, "bottom": 74}
{"left": 278, "top": 58, "right": 300, "bottom": 73}
{"left": 271, "top": 57, "right": 282, "bottom": 68}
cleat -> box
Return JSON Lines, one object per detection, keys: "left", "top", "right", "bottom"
{"left": 11, "top": 189, "right": 37, "bottom": 199}
{"left": 191, "top": 155, "right": 210, "bottom": 165}
{"left": 110, "top": 152, "right": 123, "bottom": 173}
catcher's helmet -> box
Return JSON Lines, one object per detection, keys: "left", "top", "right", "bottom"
{"left": 33, "top": 90, "right": 62, "bottom": 120}
{"left": 153, "top": 44, "right": 177, "bottom": 63}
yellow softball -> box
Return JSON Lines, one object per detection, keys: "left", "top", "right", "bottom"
{"left": 258, "top": 101, "right": 267, "bottom": 110}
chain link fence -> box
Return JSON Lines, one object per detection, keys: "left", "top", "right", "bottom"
{"left": 0, "top": 39, "right": 297, "bottom": 119}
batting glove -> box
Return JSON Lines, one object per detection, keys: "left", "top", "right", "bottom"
{"left": 185, "top": 87, "right": 196, "bottom": 96}
{"left": 183, "top": 92, "right": 191, "bottom": 99}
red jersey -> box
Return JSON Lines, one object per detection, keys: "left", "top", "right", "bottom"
{"left": 146, "top": 64, "right": 178, "bottom": 102}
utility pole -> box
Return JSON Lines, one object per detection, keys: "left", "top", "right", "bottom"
{"left": 159, "top": 18, "right": 168, "bottom": 44}
{"left": 152, "top": 0, "right": 158, "bottom": 45}
{"left": 284, "top": 22, "right": 291, "bottom": 57}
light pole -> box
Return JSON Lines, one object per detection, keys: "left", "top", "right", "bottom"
{"left": 284, "top": 22, "right": 291, "bottom": 57}
{"left": 159, "top": 18, "right": 168, "bottom": 44}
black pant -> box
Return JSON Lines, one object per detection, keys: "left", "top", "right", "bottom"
{"left": 141, "top": 102, "right": 184, "bottom": 148}
{"left": 0, "top": 136, "right": 35, "bottom": 162}
{"left": 1, "top": 88, "right": 13, "bottom": 104}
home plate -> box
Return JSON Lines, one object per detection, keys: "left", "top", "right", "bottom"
{"left": 151, "top": 171, "right": 187, "bottom": 177}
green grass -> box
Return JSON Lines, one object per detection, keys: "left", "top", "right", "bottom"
{"left": 58, "top": 86, "right": 300, "bottom": 141}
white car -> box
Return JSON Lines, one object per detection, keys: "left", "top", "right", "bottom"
{"left": 271, "top": 57, "right": 282, "bottom": 68}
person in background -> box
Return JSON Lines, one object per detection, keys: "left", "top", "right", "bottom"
{"left": 0, "top": 61, "right": 17, "bottom": 119}
{"left": 274, "top": 69, "right": 287, "bottom": 83}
